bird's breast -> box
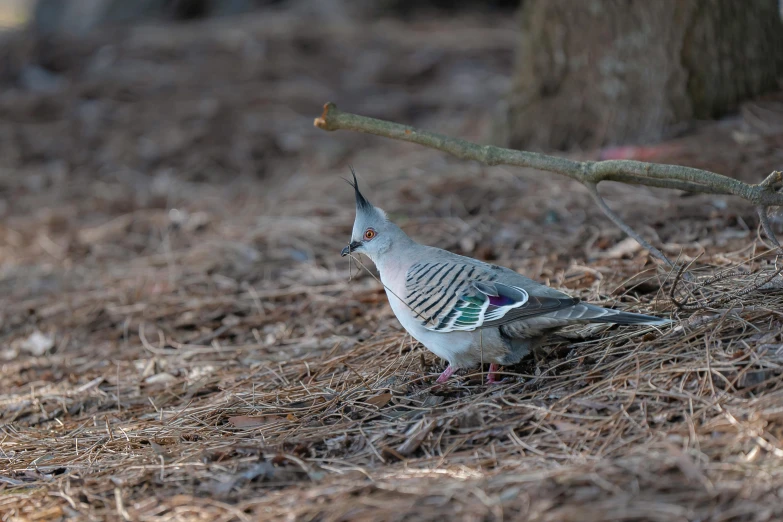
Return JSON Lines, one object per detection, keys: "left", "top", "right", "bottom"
{"left": 380, "top": 269, "right": 477, "bottom": 362}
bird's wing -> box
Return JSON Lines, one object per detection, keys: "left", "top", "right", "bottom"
{"left": 404, "top": 261, "right": 579, "bottom": 333}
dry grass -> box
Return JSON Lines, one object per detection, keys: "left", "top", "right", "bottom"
{"left": 3, "top": 7, "right": 783, "bottom": 522}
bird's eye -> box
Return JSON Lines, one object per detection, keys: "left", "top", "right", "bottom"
{"left": 363, "top": 228, "right": 376, "bottom": 240}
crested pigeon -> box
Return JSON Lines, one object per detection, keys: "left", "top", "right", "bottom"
{"left": 341, "top": 170, "right": 671, "bottom": 384}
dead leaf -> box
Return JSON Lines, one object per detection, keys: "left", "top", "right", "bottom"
{"left": 365, "top": 393, "right": 392, "bottom": 408}
{"left": 552, "top": 420, "right": 581, "bottom": 432}
{"left": 603, "top": 237, "right": 643, "bottom": 259}
{"left": 397, "top": 418, "right": 436, "bottom": 456}
{"left": 19, "top": 330, "right": 55, "bottom": 356}
{"left": 144, "top": 372, "right": 177, "bottom": 385}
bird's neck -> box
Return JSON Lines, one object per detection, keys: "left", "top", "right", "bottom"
{"left": 374, "top": 235, "right": 419, "bottom": 277}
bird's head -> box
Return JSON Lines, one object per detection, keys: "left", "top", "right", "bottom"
{"left": 341, "top": 168, "right": 408, "bottom": 264}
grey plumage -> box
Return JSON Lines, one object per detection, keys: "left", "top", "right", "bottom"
{"left": 341, "top": 171, "right": 671, "bottom": 383}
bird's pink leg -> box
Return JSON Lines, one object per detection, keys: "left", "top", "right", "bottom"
{"left": 487, "top": 363, "right": 500, "bottom": 384}
{"left": 435, "top": 364, "right": 456, "bottom": 384}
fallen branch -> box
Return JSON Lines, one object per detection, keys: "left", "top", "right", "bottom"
{"left": 315, "top": 102, "right": 783, "bottom": 308}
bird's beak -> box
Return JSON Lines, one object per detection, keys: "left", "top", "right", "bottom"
{"left": 341, "top": 241, "right": 362, "bottom": 257}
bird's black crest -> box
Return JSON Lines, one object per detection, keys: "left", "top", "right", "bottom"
{"left": 344, "top": 165, "right": 373, "bottom": 212}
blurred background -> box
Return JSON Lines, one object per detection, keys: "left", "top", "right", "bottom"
{"left": 2, "top": 1, "right": 783, "bottom": 518}
{"left": 1, "top": 0, "right": 781, "bottom": 300}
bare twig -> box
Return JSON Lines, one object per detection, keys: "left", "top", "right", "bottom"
{"left": 757, "top": 206, "right": 781, "bottom": 248}
{"left": 314, "top": 103, "right": 783, "bottom": 207}
{"left": 584, "top": 182, "right": 673, "bottom": 267}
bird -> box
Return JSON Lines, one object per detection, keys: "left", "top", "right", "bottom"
{"left": 340, "top": 169, "right": 671, "bottom": 384}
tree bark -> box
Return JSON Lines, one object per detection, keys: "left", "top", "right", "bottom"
{"left": 507, "top": 0, "right": 783, "bottom": 151}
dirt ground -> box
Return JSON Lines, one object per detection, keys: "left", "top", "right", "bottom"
{"left": 2, "top": 7, "right": 783, "bottom": 521}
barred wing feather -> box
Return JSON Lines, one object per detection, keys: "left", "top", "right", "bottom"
{"left": 404, "top": 261, "right": 580, "bottom": 333}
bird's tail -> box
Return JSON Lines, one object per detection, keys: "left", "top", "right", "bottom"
{"left": 567, "top": 303, "right": 671, "bottom": 325}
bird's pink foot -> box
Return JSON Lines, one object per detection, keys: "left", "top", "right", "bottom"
{"left": 435, "top": 364, "right": 456, "bottom": 384}
{"left": 487, "top": 363, "right": 500, "bottom": 384}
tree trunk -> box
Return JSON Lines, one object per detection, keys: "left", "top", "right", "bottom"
{"left": 506, "top": 0, "right": 783, "bottom": 151}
